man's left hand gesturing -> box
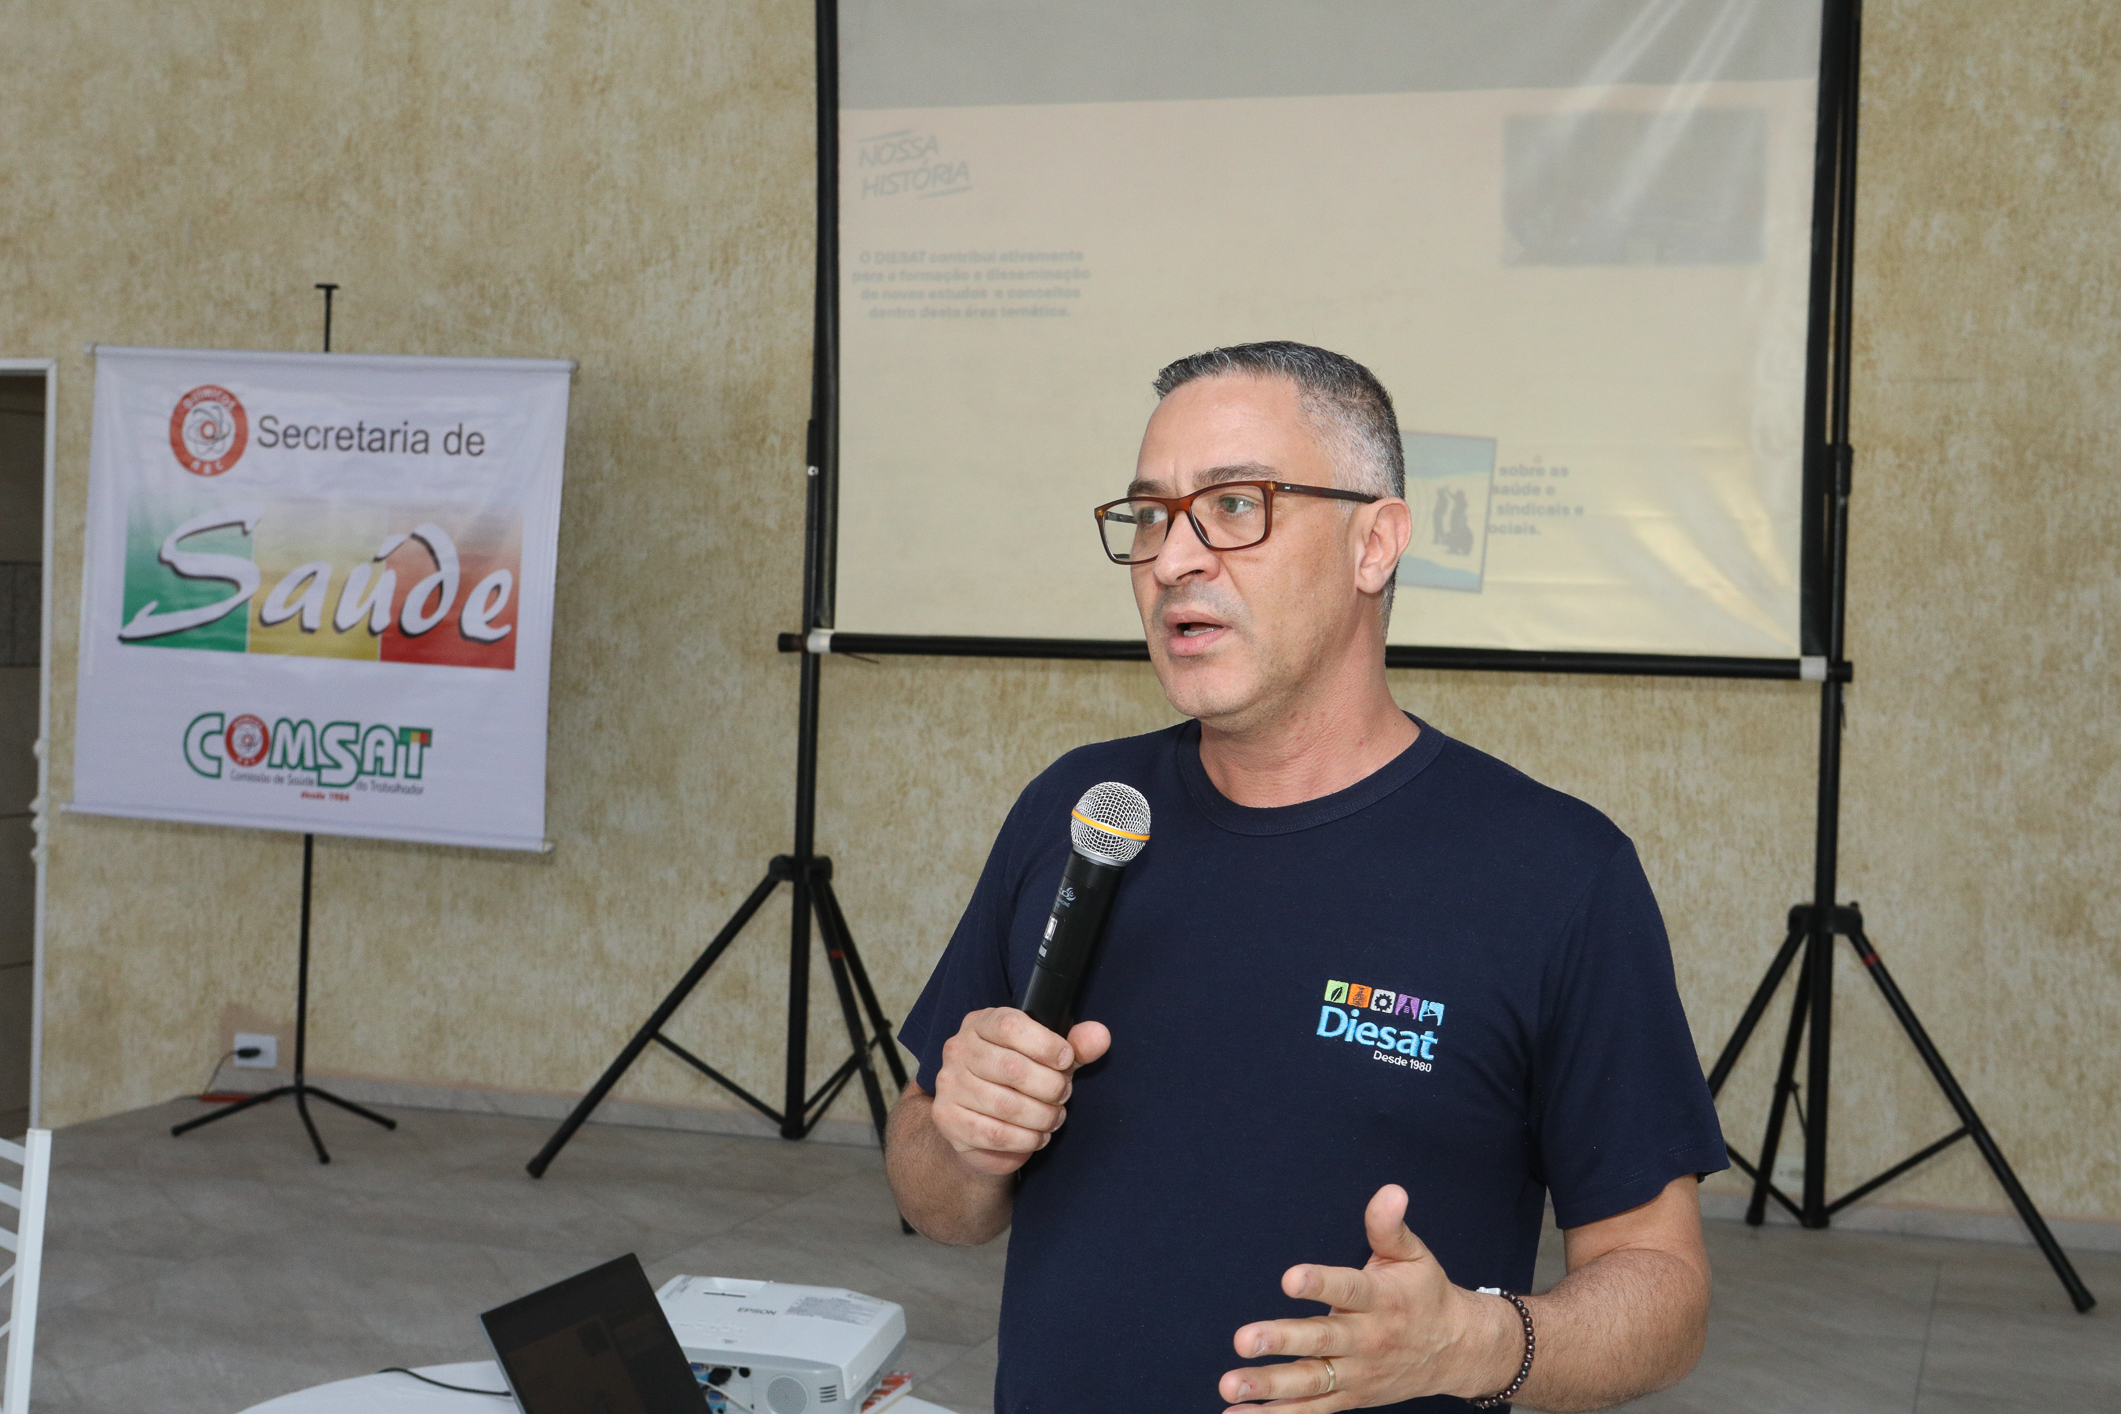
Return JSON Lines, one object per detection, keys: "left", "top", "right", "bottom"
{"left": 1219, "top": 1183, "right": 1519, "bottom": 1411}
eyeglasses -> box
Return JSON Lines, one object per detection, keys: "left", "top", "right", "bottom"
{"left": 1093, "top": 480, "right": 1380, "bottom": 565}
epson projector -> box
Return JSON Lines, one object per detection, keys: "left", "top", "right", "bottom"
{"left": 657, "top": 1275, "right": 906, "bottom": 1414}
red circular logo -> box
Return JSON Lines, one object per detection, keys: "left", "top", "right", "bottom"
{"left": 170, "top": 385, "right": 248, "bottom": 476}
{"left": 225, "top": 714, "right": 270, "bottom": 768}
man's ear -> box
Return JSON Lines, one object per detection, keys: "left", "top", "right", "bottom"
{"left": 1354, "top": 497, "right": 1412, "bottom": 596}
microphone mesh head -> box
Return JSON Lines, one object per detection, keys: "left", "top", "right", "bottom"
{"left": 1070, "top": 782, "right": 1151, "bottom": 865}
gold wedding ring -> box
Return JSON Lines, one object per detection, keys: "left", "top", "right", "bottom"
{"left": 1319, "top": 1356, "right": 1339, "bottom": 1394}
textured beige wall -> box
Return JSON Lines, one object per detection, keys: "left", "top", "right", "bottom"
{"left": 2, "top": 0, "right": 2117, "bottom": 1226}
{"left": 2, "top": 0, "right": 827, "bottom": 1129}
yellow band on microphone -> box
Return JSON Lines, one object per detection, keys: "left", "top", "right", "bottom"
{"left": 1071, "top": 809, "right": 1150, "bottom": 842}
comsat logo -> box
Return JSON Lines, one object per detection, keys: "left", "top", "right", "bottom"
{"left": 185, "top": 711, "right": 434, "bottom": 790}
{"left": 1317, "top": 978, "right": 1447, "bottom": 1072}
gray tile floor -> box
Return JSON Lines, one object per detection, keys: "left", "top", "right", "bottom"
{"left": 21, "top": 1099, "right": 2120, "bottom": 1413}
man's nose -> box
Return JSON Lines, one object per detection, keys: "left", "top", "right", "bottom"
{"left": 1151, "top": 510, "right": 1221, "bottom": 585}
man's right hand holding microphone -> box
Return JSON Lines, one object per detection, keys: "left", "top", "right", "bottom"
{"left": 884, "top": 1007, "right": 1109, "bottom": 1243}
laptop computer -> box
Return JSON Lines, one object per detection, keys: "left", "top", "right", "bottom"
{"left": 481, "top": 1253, "right": 705, "bottom": 1413}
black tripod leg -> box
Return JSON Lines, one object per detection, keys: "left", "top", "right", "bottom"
{"left": 528, "top": 870, "right": 783, "bottom": 1177}
{"left": 814, "top": 882, "right": 915, "bottom": 1236}
{"left": 817, "top": 878, "right": 910, "bottom": 1092}
{"left": 1848, "top": 926, "right": 2096, "bottom": 1312}
{"left": 1748, "top": 963, "right": 1812, "bottom": 1227}
{"left": 814, "top": 888, "right": 894, "bottom": 1150}
{"left": 293, "top": 1086, "right": 330, "bottom": 1165}
{"left": 171, "top": 1085, "right": 292, "bottom": 1136}
{"left": 1708, "top": 924, "right": 1807, "bottom": 1097}
{"left": 305, "top": 1086, "right": 399, "bottom": 1129}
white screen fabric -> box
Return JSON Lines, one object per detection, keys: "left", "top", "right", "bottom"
{"left": 835, "top": 0, "right": 1822, "bottom": 656}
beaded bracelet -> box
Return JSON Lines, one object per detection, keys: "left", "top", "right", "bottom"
{"left": 1469, "top": 1288, "right": 1535, "bottom": 1409}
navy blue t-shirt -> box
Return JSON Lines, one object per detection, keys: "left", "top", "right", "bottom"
{"left": 900, "top": 719, "right": 1726, "bottom": 1413}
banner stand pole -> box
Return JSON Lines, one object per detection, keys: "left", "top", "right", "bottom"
{"left": 1701, "top": 0, "right": 2090, "bottom": 1313}
{"left": 524, "top": 1, "right": 913, "bottom": 1226}
{"left": 170, "top": 283, "right": 401, "bottom": 1164}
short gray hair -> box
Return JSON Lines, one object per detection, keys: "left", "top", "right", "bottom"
{"left": 1152, "top": 340, "right": 1404, "bottom": 624}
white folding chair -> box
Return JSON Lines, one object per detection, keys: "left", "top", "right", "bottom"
{"left": 0, "top": 1130, "right": 50, "bottom": 1414}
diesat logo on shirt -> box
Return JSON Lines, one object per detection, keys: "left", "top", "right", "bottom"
{"left": 1317, "top": 979, "right": 1446, "bottom": 1073}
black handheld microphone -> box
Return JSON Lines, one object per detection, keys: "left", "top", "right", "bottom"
{"left": 1020, "top": 782, "right": 1152, "bottom": 1035}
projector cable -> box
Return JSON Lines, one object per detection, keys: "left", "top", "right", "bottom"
{"left": 702, "top": 1378, "right": 758, "bottom": 1414}
{"left": 380, "top": 1367, "right": 511, "bottom": 1396}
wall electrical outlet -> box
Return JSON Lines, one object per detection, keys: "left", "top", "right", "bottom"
{"left": 233, "top": 1032, "right": 279, "bottom": 1069}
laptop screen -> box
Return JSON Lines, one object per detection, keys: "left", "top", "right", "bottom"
{"left": 481, "top": 1254, "right": 703, "bottom": 1413}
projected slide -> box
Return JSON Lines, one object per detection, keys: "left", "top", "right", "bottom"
{"left": 834, "top": 1, "right": 1822, "bottom": 657}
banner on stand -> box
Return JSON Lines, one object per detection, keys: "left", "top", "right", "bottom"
{"left": 73, "top": 345, "right": 572, "bottom": 851}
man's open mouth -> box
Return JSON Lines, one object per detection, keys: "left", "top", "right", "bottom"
{"left": 1161, "top": 608, "right": 1233, "bottom": 653}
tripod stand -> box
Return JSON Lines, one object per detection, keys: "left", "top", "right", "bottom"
{"left": 1708, "top": 2, "right": 2092, "bottom": 1313}
{"left": 170, "top": 285, "right": 397, "bottom": 1166}
{"left": 172, "top": 831, "right": 398, "bottom": 1163}
{"left": 1708, "top": 904, "right": 2093, "bottom": 1311}
{"left": 524, "top": 399, "right": 909, "bottom": 1174}
{"left": 526, "top": 0, "right": 910, "bottom": 1176}
{"left": 523, "top": 843, "right": 909, "bottom": 1176}
{"left": 525, "top": 408, "right": 911, "bottom": 1175}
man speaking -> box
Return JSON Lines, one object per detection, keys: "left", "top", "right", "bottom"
{"left": 886, "top": 342, "right": 1727, "bottom": 1411}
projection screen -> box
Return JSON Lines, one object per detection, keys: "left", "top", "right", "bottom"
{"left": 833, "top": 1, "right": 1826, "bottom": 659}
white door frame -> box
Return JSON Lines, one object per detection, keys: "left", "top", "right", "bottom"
{"left": 0, "top": 359, "right": 56, "bottom": 1128}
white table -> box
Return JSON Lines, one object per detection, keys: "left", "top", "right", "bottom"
{"left": 240, "top": 1364, "right": 514, "bottom": 1413}
{"left": 238, "top": 1361, "right": 960, "bottom": 1414}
